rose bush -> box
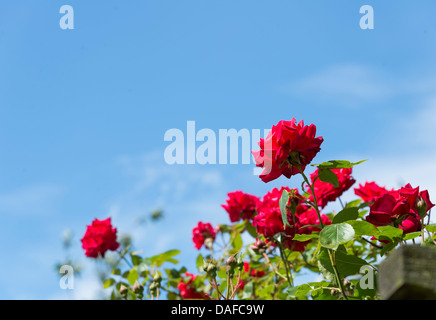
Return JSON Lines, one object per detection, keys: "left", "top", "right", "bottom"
{"left": 80, "top": 118, "right": 435, "bottom": 300}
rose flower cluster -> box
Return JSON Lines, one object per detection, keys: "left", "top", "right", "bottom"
{"left": 364, "top": 183, "right": 434, "bottom": 234}
{"left": 78, "top": 117, "right": 433, "bottom": 301}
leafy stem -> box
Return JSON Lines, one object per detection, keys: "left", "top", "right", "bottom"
{"left": 278, "top": 237, "right": 293, "bottom": 288}
{"left": 297, "top": 165, "right": 324, "bottom": 229}
{"left": 327, "top": 249, "right": 348, "bottom": 300}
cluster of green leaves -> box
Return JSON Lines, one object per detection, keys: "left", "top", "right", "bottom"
{"left": 103, "top": 247, "right": 187, "bottom": 300}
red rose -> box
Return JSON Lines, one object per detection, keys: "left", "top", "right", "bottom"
{"left": 252, "top": 118, "right": 323, "bottom": 183}
{"left": 366, "top": 193, "right": 410, "bottom": 226}
{"left": 177, "top": 273, "right": 208, "bottom": 300}
{"left": 253, "top": 187, "right": 330, "bottom": 252}
{"left": 366, "top": 184, "right": 433, "bottom": 235}
{"left": 398, "top": 184, "right": 435, "bottom": 215}
{"left": 237, "top": 280, "right": 246, "bottom": 290}
{"left": 243, "top": 262, "right": 265, "bottom": 278}
{"left": 192, "top": 222, "right": 216, "bottom": 250}
{"left": 354, "top": 181, "right": 391, "bottom": 203}
{"left": 307, "top": 168, "right": 355, "bottom": 208}
{"left": 251, "top": 269, "right": 266, "bottom": 278}
{"left": 81, "top": 218, "right": 120, "bottom": 258}
{"left": 243, "top": 261, "right": 250, "bottom": 273}
{"left": 297, "top": 206, "right": 332, "bottom": 233}
{"left": 253, "top": 187, "right": 295, "bottom": 238}
{"left": 399, "top": 215, "right": 422, "bottom": 234}
{"left": 221, "top": 191, "right": 260, "bottom": 222}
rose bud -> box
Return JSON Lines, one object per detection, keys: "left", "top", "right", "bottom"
{"left": 119, "top": 284, "right": 128, "bottom": 298}
{"left": 153, "top": 272, "right": 162, "bottom": 283}
{"left": 226, "top": 255, "right": 235, "bottom": 266}
{"left": 416, "top": 196, "right": 428, "bottom": 219}
{"left": 133, "top": 281, "right": 144, "bottom": 295}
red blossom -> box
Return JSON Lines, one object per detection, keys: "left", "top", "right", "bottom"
{"left": 366, "top": 183, "right": 434, "bottom": 235}
{"left": 81, "top": 218, "right": 120, "bottom": 258}
{"left": 221, "top": 191, "right": 260, "bottom": 222}
{"left": 354, "top": 181, "right": 391, "bottom": 203}
{"left": 252, "top": 118, "right": 323, "bottom": 183}
{"left": 253, "top": 187, "right": 330, "bottom": 252}
{"left": 177, "top": 273, "right": 208, "bottom": 300}
{"left": 242, "top": 262, "right": 265, "bottom": 278}
{"left": 237, "top": 280, "right": 246, "bottom": 291}
{"left": 253, "top": 187, "right": 296, "bottom": 238}
{"left": 307, "top": 168, "right": 356, "bottom": 208}
{"left": 192, "top": 221, "right": 216, "bottom": 250}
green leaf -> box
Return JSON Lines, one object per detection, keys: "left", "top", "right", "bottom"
{"left": 332, "top": 208, "right": 359, "bottom": 224}
{"left": 319, "top": 223, "right": 355, "bottom": 250}
{"left": 167, "top": 292, "right": 178, "bottom": 300}
{"left": 232, "top": 232, "right": 243, "bottom": 251}
{"left": 292, "top": 233, "right": 319, "bottom": 242}
{"left": 353, "top": 278, "right": 377, "bottom": 300}
{"left": 293, "top": 284, "right": 312, "bottom": 300}
{"left": 110, "top": 289, "right": 119, "bottom": 300}
{"left": 380, "top": 241, "right": 396, "bottom": 256}
{"left": 127, "top": 269, "right": 139, "bottom": 285}
{"left": 312, "top": 159, "right": 367, "bottom": 169}
{"left": 258, "top": 284, "right": 274, "bottom": 298}
{"left": 375, "top": 226, "right": 403, "bottom": 241}
{"left": 279, "top": 190, "right": 291, "bottom": 229}
{"left": 241, "top": 281, "right": 253, "bottom": 299}
{"left": 286, "top": 286, "right": 299, "bottom": 298}
{"left": 403, "top": 231, "right": 422, "bottom": 240}
{"left": 347, "top": 220, "right": 379, "bottom": 237}
{"left": 145, "top": 249, "right": 181, "bottom": 267}
{"left": 425, "top": 224, "right": 436, "bottom": 233}
{"left": 165, "top": 258, "right": 179, "bottom": 265}
{"left": 103, "top": 278, "right": 115, "bottom": 289}
{"left": 196, "top": 254, "right": 204, "bottom": 272}
{"left": 245, "top": 221, "right": 259, "bottom": 238}
{"left": 217, "top": 267, "right": 227, "bottom": 279}
{"left": 318, "top": 246, "right": 369, "bottom": 280}
{"left": 318, "top": 168, "right": 339, "bottom": 188}
{"left": 130, "top": 254, "right": 142, "bottom": 266}
{"left": 345, "top": 199, "right": 362, "bottom": 208}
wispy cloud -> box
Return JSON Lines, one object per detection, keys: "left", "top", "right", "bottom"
{"left": 283, "top": 64, "right": 394, "bottom": 107}
{"left": 282, "top": 64, "right": 436, "bottom": 109}
{"left": 103, "top": 151, "right": 231, "bottom": 260}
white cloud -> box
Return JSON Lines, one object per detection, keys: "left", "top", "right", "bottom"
{"left": 283, "top": 64, "right": 394, "bottom": 107}
{"left": 103, "top": 152, "right": 231, "bottom": 260}
{"left": 282, "top": 64, "right": 436, "bottom": 110}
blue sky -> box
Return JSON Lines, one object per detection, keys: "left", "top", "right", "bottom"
{"left": 1, "top": 0, "right": 436, "bottom": 299}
